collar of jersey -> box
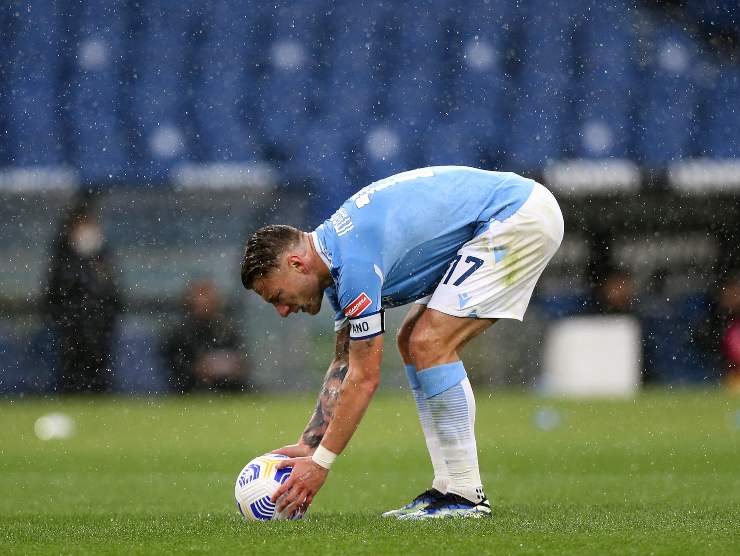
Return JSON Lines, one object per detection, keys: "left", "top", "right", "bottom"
{"left": 311, "top": 229, "right": 333, "bottom": 269}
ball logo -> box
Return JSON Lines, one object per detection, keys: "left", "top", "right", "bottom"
{"left": 344, "top": 292, "right": 372, "bottom": 317}
{"left": 238, "top": 462, "right": 261, "bottom": 487}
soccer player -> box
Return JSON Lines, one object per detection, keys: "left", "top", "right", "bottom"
{"left": 240, "top": 166, "right": 564, "bottom": 519}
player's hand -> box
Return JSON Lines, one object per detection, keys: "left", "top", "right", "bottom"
{"left": 271, "top": 456, "right": 328, "bottom": 517}
{"left": 270, "top": 443, "right": 314, "bottom": 458}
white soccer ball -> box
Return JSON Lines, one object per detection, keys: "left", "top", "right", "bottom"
{"left": 234, "top": 453, "right": 304, "bottom": 521}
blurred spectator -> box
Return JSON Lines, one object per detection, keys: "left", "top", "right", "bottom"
{"left": 584, "top": 265, "right": 654, "bottom": 383}
{"left": 43, "top": 192, "right": 122, "bottom": 393}
{"left": 589, "top": 267, "right": 636, "bottom": 315}
{"left": 706, "top": 273, "right": 740, "bottom": 391}
{"left": 161, "top": 279, "right": 248, "bottom": 393}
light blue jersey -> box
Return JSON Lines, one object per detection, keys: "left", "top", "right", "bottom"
{"left": 312, "top": 166, "right": 535, "bottom": 329}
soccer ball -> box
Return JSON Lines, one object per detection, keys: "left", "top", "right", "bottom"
{"left": 234, "top": 453, "right": 303, "bottom": 521}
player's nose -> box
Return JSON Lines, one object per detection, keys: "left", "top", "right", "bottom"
{"left": 276, "top": 304, "right": 292, "bottom": 317}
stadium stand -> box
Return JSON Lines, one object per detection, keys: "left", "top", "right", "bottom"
{"left": 65, "top": 0, "right": 129, "bottom": 183}
{"left": 702, "top": 64, "right": 740, "bottom": 158}
{"left": 0, "top": 5, "right": 14, "bottom": 166}
{"left": 571, "top": 1, "right": 635, "bottom": 159}
{"left": 507, "top": 0, "right": 578, "bottom": 170}
{"left": 0, "top": 1, "right": 737, "bottom": 182}
{"left": 191, "top": 0, "right": 263, "bottom": 164}
{"left": 423, "top": 1, "right": 514, "bottom": 167}
{"left": 129, "top": 0, "right": 204, "bottom": 181}
{"left": 6, "top": 1, "right": 65, "bottom": 167}
{"left": 636, "top": 22, "right": 701, "bottom": 167}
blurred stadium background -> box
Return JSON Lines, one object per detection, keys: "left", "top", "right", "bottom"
{"left": 1, "top": 0, "right": 739, "bottom": 395}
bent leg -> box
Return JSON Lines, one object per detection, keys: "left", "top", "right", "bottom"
{"left": 406, "top": 309, "right": 495, "bottom": 504}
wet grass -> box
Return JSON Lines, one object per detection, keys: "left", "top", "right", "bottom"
{"left": 1, "top": 391, "right": 738, "bottom": 554}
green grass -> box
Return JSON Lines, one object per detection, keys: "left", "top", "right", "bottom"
{"left": 1, "top": 391, "right": 739, "bottom": 554}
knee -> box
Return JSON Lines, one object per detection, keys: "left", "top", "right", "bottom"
{"left": 407, "top": 324, "right": 450, "bottom": 370}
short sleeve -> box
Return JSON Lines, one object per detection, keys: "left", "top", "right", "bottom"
{"left": 336, "top": 257, "right": 383, "bottom": 318}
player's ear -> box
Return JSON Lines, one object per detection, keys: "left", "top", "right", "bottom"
{"left": 287, "top": 255, "right": 306, "bottom": 273}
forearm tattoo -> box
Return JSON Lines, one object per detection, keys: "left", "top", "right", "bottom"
{"left": 301, "top": 360, "right": 349, "bottom": 448}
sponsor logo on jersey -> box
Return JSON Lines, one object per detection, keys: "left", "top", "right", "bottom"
{"left": 344, "top": 292, "right": 372, "bottom": 317}
{"left": 329, "top": 207, "right": 354, "bottom": 236}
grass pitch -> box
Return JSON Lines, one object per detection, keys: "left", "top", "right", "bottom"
{"left": 1, "top": 390, "right": 739, "bottom": 555}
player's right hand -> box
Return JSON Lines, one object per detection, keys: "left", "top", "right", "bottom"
{"left": 271, "top": 443, "right": 314, "bottom": 457}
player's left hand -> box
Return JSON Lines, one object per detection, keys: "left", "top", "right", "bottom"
{"left": 272, "top": 456, "right": 328, "bottom": 517}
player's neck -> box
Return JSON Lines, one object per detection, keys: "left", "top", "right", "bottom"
{"left": 305, "top": 232, "right": 333, "bottom": 288}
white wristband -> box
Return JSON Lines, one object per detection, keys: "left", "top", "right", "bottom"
{"left": 311, "top": 444, "right": 337, "bottom": 470}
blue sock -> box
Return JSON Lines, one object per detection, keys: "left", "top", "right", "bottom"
{"left": 417, "top": 361, "right": 467, "bottom": 399}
